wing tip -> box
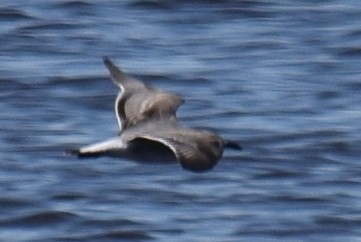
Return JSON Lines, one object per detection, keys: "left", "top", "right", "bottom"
{"left": 64, "top": 148, "right": 80, "bottom": 157}
{"left": 103, "top": 55, "right": 112, "bottom": 67}
{"left": 102, "top": 56, "right": 128, "bottom": 85}
{"left": 65, "top": 148, "right": 104, "bottom": 158}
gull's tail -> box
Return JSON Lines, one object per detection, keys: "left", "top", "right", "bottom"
{"left": 223, "top": 139, "right": 242, "bottom": 150}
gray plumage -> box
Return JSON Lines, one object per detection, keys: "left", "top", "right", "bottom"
{"left": 67, "top": 57, "right": 241, "bottom": 172}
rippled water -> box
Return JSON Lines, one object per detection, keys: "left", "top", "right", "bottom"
{"left": 1, "top": 0, "right": 361, "bottom": 241}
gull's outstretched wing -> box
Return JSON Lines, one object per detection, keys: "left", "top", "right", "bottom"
{"left": 116, "top": 90, "right": 184, "bottom": 130}
{"left": 103, "top": 57, "right": 184, "bottom": 131}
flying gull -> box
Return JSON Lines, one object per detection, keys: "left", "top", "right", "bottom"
{"left": 67, "top": 57, "right": 242, "bottom": 172}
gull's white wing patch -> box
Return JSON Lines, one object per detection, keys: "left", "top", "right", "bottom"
{"left": 77, "top": 137, "right": 125, "bottom": 157}
{"left": 115, "top": 89, "right": 125, "bottom": 131}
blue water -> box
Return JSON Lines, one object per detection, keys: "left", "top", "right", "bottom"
{"left": 1, "top": 0, "right": 361, "bottom": 241}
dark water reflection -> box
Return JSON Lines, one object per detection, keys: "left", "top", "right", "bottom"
{"left": 0, "top": 0, "right": 361, "bottom": 241}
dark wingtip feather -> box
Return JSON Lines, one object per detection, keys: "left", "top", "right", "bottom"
{"left": 65, "top": 149, "right": 105, "bottom": 159}
{"left": 103, "top": 55, "right": 110, "bottom": 65}
{"left": 64, "top": 149, "right": 80, "bottom": 157}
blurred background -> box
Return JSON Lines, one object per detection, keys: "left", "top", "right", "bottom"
{"left": 0, "top": 0, "right": 360, "bottom": 241}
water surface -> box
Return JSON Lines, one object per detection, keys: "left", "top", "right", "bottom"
{"left": 0, "top": 0, "right": 360, "bottom": 241}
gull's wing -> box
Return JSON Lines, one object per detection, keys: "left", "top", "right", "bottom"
{"left": 124, "top": 126, "right": 223, "bottom": 172}
{"left": 103, "top": 56, "right": 145, "bottom": 91}
{"left": 116, "top": 90, "right": 184, "bottom": 130}
{"left": 103, "top": 56, "right": 184, "bottom": 131}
